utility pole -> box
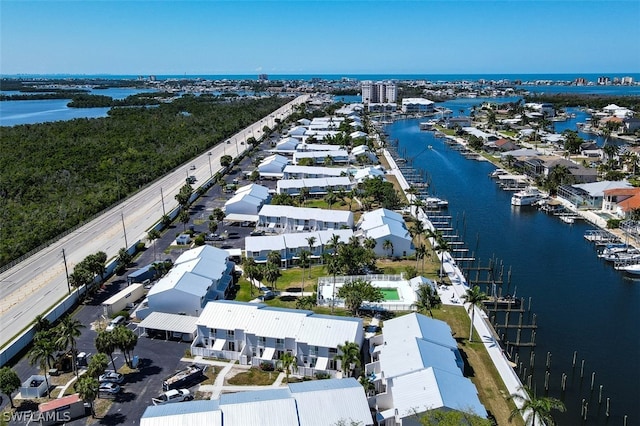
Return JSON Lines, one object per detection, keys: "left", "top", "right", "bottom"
{"left": 160, "top": 188, "right": 166, "bottom": 217}
{"left": 62, "top": 249, "right": 71, "bottom": 294}
{"left": 208, "top": 152, "right": 213, "bottom": 177}
{"left": 121, "top": 212, "right": 128, "bottom": 248}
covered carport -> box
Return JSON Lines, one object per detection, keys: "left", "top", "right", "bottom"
{"left": 223, "top": 213, "right": 258, "bottom": 225}
{"left": 138, "top": 312, "right": 198, "bottom": 342}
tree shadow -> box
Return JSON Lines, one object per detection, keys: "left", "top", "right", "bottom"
{"left": 455, "top": 343, "right": 476, "bottom": 378}
{"left": 98, "top": 412, "right": 127, "bottom": 425}
{"left": 279, "top": 295, "right": 297, "bottom": 302}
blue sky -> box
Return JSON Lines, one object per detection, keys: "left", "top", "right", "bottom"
{"left": 1, "top": 1, "right": 638, "bottom": 75}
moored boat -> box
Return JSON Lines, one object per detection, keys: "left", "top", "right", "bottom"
{"left": 511, "top": 187, "right": 544, "bottom": 206}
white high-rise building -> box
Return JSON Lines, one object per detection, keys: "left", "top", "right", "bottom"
{"left": 361, "top": 80, "right": 396, "bottom": 104}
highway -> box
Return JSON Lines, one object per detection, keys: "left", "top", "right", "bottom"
{"left": 0, "top": 94, "right": 309, "bottom": 348}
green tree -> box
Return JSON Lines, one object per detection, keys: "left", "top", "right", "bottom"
{"left": 0, "top": 367, "right": 22, "bottom": 408}
{"left": 86, "top": 251, "right": 107, "bottom": 285}
{"left": 382, "top": 239, "right": 394, "bottom": 258}
{"left": 509, "top": 386, "right": 566, "bottom": 426}
{"left": 267, "top": 250, "right": 282, "bottom": 268}
{"left": 336, "top": 279, "right": 383, "bottom": 316}
{"left": 175, "top": 183, "right": 194, "bottom": 207}
{"left": 298, "top": 250, "right": 311, "bottom": 294}
{"left": 55, "top": 315, "right": 85, "bottom": 378}
{"left": 28, "top": 338, "right": 56, "bottom": 397}
{"left": 113, "top": 326, "right": 138, "bottom": 367}
{"left": 263, "top": 262, "right": 281, "bottom": 290}
{"left": 95, "top": 331, "right": 118, "bottom": 371}
{"left": 75, "top": 375, "right": 99, "bottom": 417}
{"left": 306, "top": 236, "right": 317, "bottom": 270}
{"left": 220, "top": 154, "right": 233, "bottom": 167}
{"left": 414, "top": 284, "right": 441, "bottom": 317}
{"left": 336, "top": 341, "right": 361, "bottom": 378}
{"left": 86, "top": 353, "right": 109, "bottom": 379}
{"left": 296, "top": 295, "right": 317, "bottom": 310}
{"left": 179, "top": 209, "right": 190, "bottom": 232}
{"left": 324, "top": 189, "right": 338, "bottom": 209}
{"left": 279, "top": 352, "right": 296, "bottom": 383}
{"left": 461, "top": 285, "right": 488, "bottom": 343}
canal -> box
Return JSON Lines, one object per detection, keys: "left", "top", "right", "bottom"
{"left": 386, "top": 108, "right": 640, "bottom": 425}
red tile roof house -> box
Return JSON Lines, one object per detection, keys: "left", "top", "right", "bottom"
{"left": 603, "top": 187, "right": 640, "bottom": 218}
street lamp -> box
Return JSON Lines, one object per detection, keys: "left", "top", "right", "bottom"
{"left": 208, "top": 152, "right": 213, "bottom": 177}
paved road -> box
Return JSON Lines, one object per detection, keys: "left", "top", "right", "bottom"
{"left": 0, "top": 95, "right": 309, "bottom": 348}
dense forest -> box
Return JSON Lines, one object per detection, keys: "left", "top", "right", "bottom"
{"left": 523, "top": 93, "right": 640, "bottom": 110}
{"left": 0, "top": 95, "right": 289, "bottom": 267}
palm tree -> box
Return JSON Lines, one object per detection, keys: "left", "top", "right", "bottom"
{"left": 415, "top": 244, "right": 427, "bottom": 272}
{"left": 95, "top": 330, "right": 118, "bottom": 371}
{"left": 279, "top": 352, "right": 296, "bottom": 383}
{"left": 382, "top": 239, "right": 394, "bottom": 258}
{"left": 76, "top": 375, "right": 99, "bottom": 416}
{"left": 299, "top": 187, "right": 310, "bottom": 206}
{"left": 296, "top": 295, "right": 316, "bottom": 310}
{"left": 243, "top": 257, "right": 258, "bottom": 297}
{"left": 324, "top": 189, "right": 338, "bottom": 209}
{"left": 179, "top": 209, "right": 190, "bottom": 232}
{"left": 28, "top": 338, "right": 56, "bottom": 397}
{"left": 509, "top": 385, "right": 566, "bottom": 426}
{"left": 298, "top": 250, "right": 310, "bottom": 294}
{"left": 147, "top": 229, "right": 161, "bottom": 261}
{"left": 336, "top": 341, "right": 361, "bottom": 378}
{"left": 55, "top": 315, "right": 85, "bottom": 378}
{"left": 113, "top": 326, "right": 138, "bottom": 367}
{"left": 412, "top": 220, "right": 425, "bottom": 246}
{"left": 306, "top": 236, "right": 317, "bottom": 269}
{"left": 326, "top": 234, "right": 343, "bottom": 314}
{"left": 461, "top": 285, "right": 488, "bottom": 343}
{"left": 264, "top": 262, "right": 281, "bottom": 290}
{"left": 267, "top": 250, "right": 282, "bottom": 268}
{"left": 414, "top": 284, "right": 440, "bottom": 317}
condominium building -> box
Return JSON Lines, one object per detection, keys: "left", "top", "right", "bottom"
{"left": 361, "top": 80, "right": 397, "bottom": 104}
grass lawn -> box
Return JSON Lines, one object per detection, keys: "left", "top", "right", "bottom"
{"left": 226, "top": 368, "right": 278, "bottom": 386}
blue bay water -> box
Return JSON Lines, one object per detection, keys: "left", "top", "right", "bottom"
{"left": 386, "top": 107, "right": 640, "bottom": 425}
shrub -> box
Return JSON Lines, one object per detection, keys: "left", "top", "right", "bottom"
{"left": 260, "top": 362, "right": 275, "bottom": 372}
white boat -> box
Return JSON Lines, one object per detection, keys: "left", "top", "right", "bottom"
{"left": 511, "top": 187, "right": 544, "bottom": 206}
{"left": 489, "top": 168, "right": 508, "bottom": 178}
{"left": 423, "top": 197, "right": 449, "bottom": 209}
{"left": 615, "top": 263, "right": 640, "bottom": 275}
{"left": 560, "top": 215, "right": 575, "bottom": 224}
{"left": 419, "top": 120, "right": 437, "bottom": 130}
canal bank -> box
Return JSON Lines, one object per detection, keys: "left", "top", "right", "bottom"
{"left": 383, "top": 115, "right": 639, "bottom": 425}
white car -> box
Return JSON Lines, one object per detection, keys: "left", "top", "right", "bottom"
{"left": 99, "top": 370, "right": 124, "bottom": 384}
{"left": 98, "top": 382, "right": 121, "bottom": 395}
{"left": 152, "top": 388, "right": 192, "bottom": 405}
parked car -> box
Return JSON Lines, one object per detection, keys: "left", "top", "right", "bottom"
{"left": 98, "top": 382, "right": 121, "bottom": 395}
{"left": 249, "top": 230, "right": 265, "bottom": 236}
{"left": 190, "top": 165, "right": 196, "bottom": 170}
{"left": 152, "top": 389, "right": 192, "bottom": 405}
{"left": 99, "top": 371, "right": 124, "bottom": 384}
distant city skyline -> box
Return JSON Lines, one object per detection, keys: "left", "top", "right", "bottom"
{"left": 1, "top": 1, "right": 639, "bottom": 76}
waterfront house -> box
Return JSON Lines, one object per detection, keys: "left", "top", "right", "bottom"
{"left": 520, "top": 156, "right": 597, "bottom": 183}
{"left": 351, "top": 144, "right": 378, "bottom": 164}
{"left": 603, "top": 187, "right": 640, "bottom": 218}
{"left": 353, "top": 166, "right": 386, "bottom": 183}
{"left": 140, "top": 378, "right": 373, "bottom": 426}
{"left": 296, "top": 143, "right": 343, "bottom": 153}
{"left": 136, "top": 246, "right": 235, "bottom": 319}
{"left": 257, "top": 204, "right": 354, "bottom": 234}
{"left": 292, "top": 149, "right": 350, "bottom": 165}
{"left": 244, "top": 229, "right": 353, "bottom": 267}
{"left": 558, "top": 180, "right": 633, "bottom": 209}
{"left": 401, "top": 97, "right": 435, "bottom": 114}
{"left": 224, "top": 184, "right": 270, "bottom": 216}
{"left": 276, "top": 176, "right": 353, "bottom": 197}
{"left": 445, "top": 116, "right": 472, "bottom": 129}
{"left": 357, "top": 208, "right": 414, "bottom": 258}
{"left": 257, "top": 154, "right": 289, "bottom": 179}
{"left": 190, "top": 301, "right": 364, "bottom": 377}
{"left": 282, "top": 165, "right": 349, "bottom": 179}
{"left": 365, "top": 313, "right": 487, "bottom": 424}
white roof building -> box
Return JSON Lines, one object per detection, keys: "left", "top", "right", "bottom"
{"left": 296, "top": 143, "right": 343, "bottom": 152}
{"left": 366, "top": 313, "right": 487, "bottom": 423}
{"left": 191, "top": 301, "right": 364, "bottom": 376}
{"left": 283, "top": 165, "right": 349, "bottom": 179}
{"left": 350, "top": 130, "right": 368, "bottom": 139}
{"left": 140, "top": 379, "right": 373, "bottom": 426}
{"left": 258, "top": 154, "right": 289, "bottom": 178}
{"left": 257, "top": 205, "right": 354, "bottom": 234}
{"left": 272, "top": 137, "right": 299, "bottom": 153}
{"left": 245, "top": 229, "right": 354, "bottom": 265}
{"left": 136, "top": 246, "right": 234, "bottom": 319}
{"left": 353, "top": 166, "right": 385, "bottom": 183}
{"left": 224, "top": 184, "right": 270, "bottom": 216}
{"left": 276, "top": 176, "right": 353, "bottom": 196}
{"left": 293, "top": 150, "right": 350, "bottom": 165}
{"left": 401, "top": 97, "right": 436, "bottom": 113}
{"left": 358, "top": 208, "right": 414, "bottom": 258}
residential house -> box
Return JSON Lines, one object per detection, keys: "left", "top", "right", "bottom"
{"left": 365, "top": 313, "right": 487, "bottom": 424}
{"left": 401, "top": 98, "right": 435, "bottom": 114}
{"left": 136, "top": 246, "right": 235, "bottom": 319}
{"left": 603, "top": 187, "right": 640, "bottom": 218}
{"left": 190, "top": 301, "right": 364, "bottom": 377}
{"left": 276, "top": 176, "right": 353, "bottom": 197}
{"left": 351, "top": 145, "right": 378, "bottom": 164}
{"left": 558, "top": 180, "right": 633, "bottom": 209}
{"left": 520, "top": 156, "right": 598, "bottom": 183}
{"left": 357, "top": 208, "right": 414, "bottom": 258}
{"left": 257, "top": 154, "right": 289, "bottom": 179}
{"left": 224, "top": 184, "right": 270, "bottom": 216}
{"left": 293, "top": 150, "right": 350, "bottom": 165}
{"left": 140, "top": 378, "right": 373, "bottom": 426}
{"left": 353, "top": 166, "right": 386, "bottom": 183}
{"left": 282, "top": 165, "right": 350, "bottom": 179}
{"left": 257, "top": 205, "right": 354, "bottom": 234}
{"left": 445, "top": 116, "right": 472, "bottom": 129}
{"left": 245, "top": 229, "right": 353, "bottom": 266}
{"left": 271, "top": 137, "right": 299, "bottom": 154}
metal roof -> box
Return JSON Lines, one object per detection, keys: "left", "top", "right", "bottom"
{"left": 290, "top": 378, "right": 373, "bottom": 426}
{"left": 141, "top": 401, "right": 221, "bottom": 426}
{"left": 219, "top": 391, "right": 299, "bottom": 426}
{"left": 138, "top": 312, "right": 198, "bottom": 335}
{"left": 258, "top": 205, "right": 353, "bottom": 223}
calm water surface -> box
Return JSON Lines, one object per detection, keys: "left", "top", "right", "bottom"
{"left": 386, "top": 106, "right": 640, "bottom": 425}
